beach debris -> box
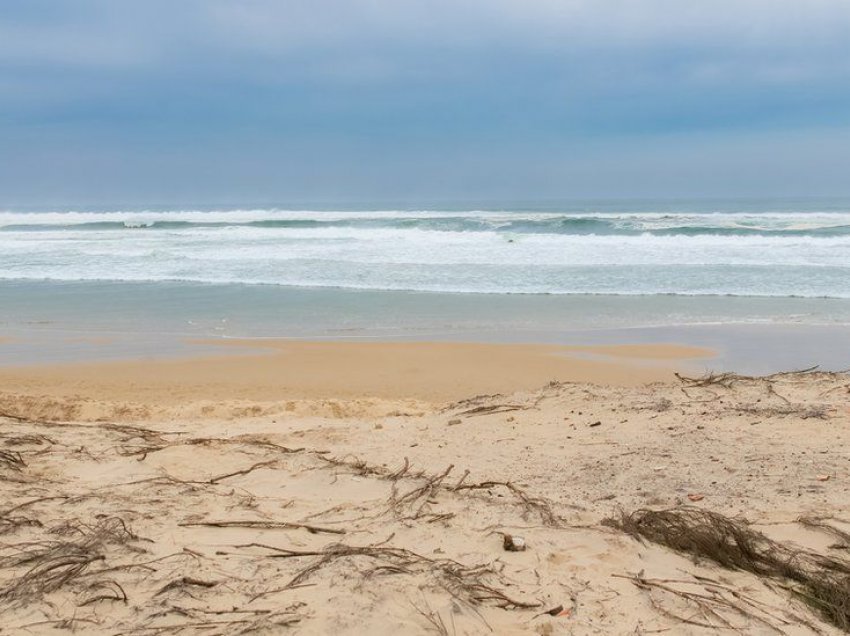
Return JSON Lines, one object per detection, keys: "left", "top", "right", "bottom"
{"left": 589, "top": 421, "right": 602, "bottom": 427}
{"left": 799, "top": 517, "right": 850, "bottom": 549}
{"left": 247, "top": 542, "right": 539, "bottom": 609}
{"left": 78, "top": 580, "right": 128, "bottom": 606}
{"left": 453, "top": 480, "right": 563, "bottom": 527}
{"left": 817, "top": 474, "right": 831, "bottom": 482}
{"left": 614, "top": 571, "right": 807, "bottom": 633}
{"left": 179, "top": 519, "right": 345, "bottom": 535}
{"left": 502, "top": 534, "right": 526, "bottom": 552}
{"left": 457, "top": 403, "right": 524, "bottom": 417}
{"left": 0, "top": 450, "right": 26, "bottom": 477}
{"left": 606, "top": 506, "right": 850, "bottom": 631}
{"left": 687, "top": 493, "right": 704, "bottom": 502}
{"left": 447, "top": 418, "right": 461, "bottom": 426}
{"left": 154, "top": 576, "right": 218, "bottom": 597}
{"left": 0, "top": 516, "right": 140, "bottom": 602}
{"left": 535, "top": 604, "right": 572, "bottom": 618}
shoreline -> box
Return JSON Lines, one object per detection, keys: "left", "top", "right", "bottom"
{"left": 4, "top": 321, "right": 849, "bottom": 374}
{"left": 0, "top": 339, "right": 712, "bottom": 422}
{"left": 3, "top": 280, "right": 850, "bottom": 376}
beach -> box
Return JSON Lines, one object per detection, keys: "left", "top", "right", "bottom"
{"left": 0, "top": 339, "right": 711, "bottom": 420}
{"left": 5, "top": 0, "right": 850, "bottom": 631}
{"left": 2, "top": 205, "right": 850, "bottom": 634}
{"left": 1, "top": 335, "right": 849, "bottom": 634}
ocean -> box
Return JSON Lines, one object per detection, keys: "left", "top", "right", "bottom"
{"left": 2, "top": 200, "right": 850, "bottom": 370}
{"left": 2, "top": 201, "right": 850, "bottom": 297}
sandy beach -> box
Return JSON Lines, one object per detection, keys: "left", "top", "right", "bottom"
{"left": 0, "top": 340, "right": 712, "bottom": 421}
{"left": 5, "top": 1, "right": 850, "bottom": 633}
{"left": 1, "top": 339, "right": 849, "bottom": 634}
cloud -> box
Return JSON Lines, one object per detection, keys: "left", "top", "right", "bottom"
{"left": 4, "top": 1, "right": 850, "bottom": 70}
{"left": 0, "top": 1, "right": 849, "bottom": 203}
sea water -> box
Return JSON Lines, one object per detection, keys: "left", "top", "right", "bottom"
{"left": 1, "top": 200, "right": 850, "bottom": 370}
{"left": 2, "top": 201, "right": 850, "bottom": 297}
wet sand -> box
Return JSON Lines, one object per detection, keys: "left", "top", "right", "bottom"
{"left": 0, "top": 339, "right": 712, "bottom": 421}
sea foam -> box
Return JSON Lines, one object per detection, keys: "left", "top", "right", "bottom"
{"left": 1, "top": 208, "right": 849, "bottom": 297}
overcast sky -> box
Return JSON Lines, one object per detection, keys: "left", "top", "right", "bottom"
{"left": 2, "top": 0, "right": 850, "bottom": 206}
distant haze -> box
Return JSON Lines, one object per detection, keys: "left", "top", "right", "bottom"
{"left": 2, "top": 1, "right": 850, "bottom": 206}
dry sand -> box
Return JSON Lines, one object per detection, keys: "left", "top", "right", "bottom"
{"left": 1, "top": 341, "right": 849, "bottom": 635}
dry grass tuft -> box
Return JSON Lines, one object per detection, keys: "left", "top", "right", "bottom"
{"left": 607, "top": 507, "right": 850, "bottom": 631}
{"left": 0, "top": 516, "right": 140, "bottom": 603}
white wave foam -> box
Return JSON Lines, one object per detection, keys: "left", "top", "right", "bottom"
{"left": 2, "top": 209, "right": 850, "bottom": 298}
{"left": 2, "top": 208, "right": 850, "bottom": 230}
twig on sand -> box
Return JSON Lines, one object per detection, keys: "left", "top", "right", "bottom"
{"left": 115, "top": 614, "right": 302, "bottom": 635}
{"left": 614, "top": 572, "right": 808, "bottom": 633}
{"left": 246, "top": 541, "right": 539, "bottom": 610}
{"left": 456, "top": 404, "right": 525, "bottom": 417}
{"left": 154, "top": 576, "right": 218, "bottom": 597}
{"left": 390, "top": 464, "right": 455, "bottom": 520}
{"left": 675, "top": 366, "right": 823, "bottom": 389}
{"left": 318, "top": 454, "right": 565, "bottom": 527}
{"left": 78, "top": 580, "right": 128, "bottom": 606}
{"left": 208, "top": 460, "right": 277, "bottom": 484}
{"left": 453, "top": 480, "right": 562, "bottom": 527}
{"left": 178, "top": 519, "right": 345, "bottom": 535}
{"left": 411, "top": 598, "right": 452, "bottom": 635}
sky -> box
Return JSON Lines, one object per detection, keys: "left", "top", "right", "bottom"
{"left": 1, "top": 0, "right": 850, "bottom": 206}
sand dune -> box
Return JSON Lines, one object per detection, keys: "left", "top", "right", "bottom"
{"left": 1, "top": 365, "right": 849, "bottom": 634}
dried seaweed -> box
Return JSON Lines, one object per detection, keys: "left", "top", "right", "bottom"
{"left": 615, "top": 572, "right": 815, "bottom": 633}
{"left": 320, "top": 456, "right": 564, "bottom": 527}
{"left": 0, "top": 516, "right": 140, "bottom": 603}
{"left": 801, "top": 517, "right": 850, "bottom": 550}
{"left": 390, "top": 464, "right": 455, "bottom": 520}
{"left": 248, "top": 541, "right": 539, "bottom": 610}
{"left": 453, "top": 480, "right": 562, "bottom": 527}
{"left": 675, "top": 366, "right": 823, "bottom": 389}
{"left": 0, "top": 449, "right": 26, "bottom": 472}
{"left": 607, "top": 507, "right": 850, "bottom": 631}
